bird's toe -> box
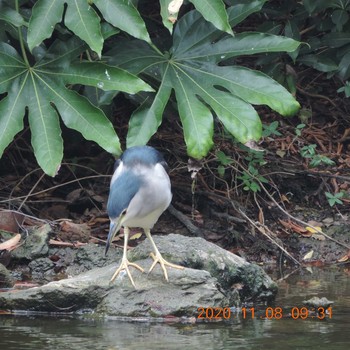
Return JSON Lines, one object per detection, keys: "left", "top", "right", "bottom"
{"left": 149, "top": 252, "right": 184, "bottom": 281}
{"left": 110, "top": 258, "right": 144, "bottom": 288}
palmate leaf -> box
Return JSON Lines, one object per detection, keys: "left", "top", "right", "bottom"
{"left": 160, "top": 0, "right": 233, "bottom": 35}
{"left": 0, "top": 5, "right": 26, "bottom": 27}
{"left": 190, "top": 0, "right": 233, "bottom": 35}
{"left": 28, "top": 0, "right": 104, "bottom": 56}
{"left": 227, "top": 0, "right": 268, "bottom": 28}
{"left": 27, "top": 0, "right": 64, "bottom": 51}
{"left": 0, "top": 38, "right": 152, "bottom": 176}
{"left": 126, "top": 76, "right": 172, "bottom": 148}
{"left": 159, "top": 0, "right": 175, "bottom": 33}
{"left": 65, "top": 0, "right": 104, "bottom": 57}
{"left": 94, "top": 0, "right": 151, "bottom": 44}
{"left": 27, "top": 0, "right": 150, "bottom": 55}
{"left": 112, "top": 7, "right": 300, "bottom": 158}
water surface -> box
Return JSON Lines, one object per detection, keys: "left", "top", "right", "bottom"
{"left": 1, "top": 267, "right": 349, "bottom": 349}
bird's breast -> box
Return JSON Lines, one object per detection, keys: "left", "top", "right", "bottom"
{"left": 122, "top": 163, "right": 172, "bottom": 229}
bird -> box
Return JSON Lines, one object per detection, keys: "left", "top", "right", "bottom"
{"left": 105, "top": 145, "right": 184, "bottom": 288}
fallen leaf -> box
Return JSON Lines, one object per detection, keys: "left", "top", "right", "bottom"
{"left": 338, "top": 250, "right": 350, "bottom": 262}
{"left": 244, "top": 140, "right": 264, "bottom": 151}
{"left": 188, "top": 158, "right": 202, "bottom": 179}
{"left": 129, "top": 232, "right": 142, "bottom": 240}
{"left": 58, "top": 221, "right": 91, "bottom": 242}
{"left": 321, "top": 217, "right": 334, "bottom": 225}
{"left": 303, "top": 250, "right": 314, "bottom": 260}
{"left": 258, "top": 208, "right": 264, "bottom": 224}
{"left": 0, "top": 210, "right": 24, "bottom": 233}
{"left": 311, "top": 234, "right": 326, "bottom": 241}
{"left": 305, "top": 266, "right": 313, "bottom": 273}
{"left": 0, "top": 234, "right": 21, "bottom": 251}
{"left": 279, "top": 219, "right": 309, "bottom": 235}
{"left": 276, "top": 150, "right": 286, "bottom": 158}
{"left": 305, "top": 226, "right": 323, "bottom": 234}
{"left": 280, "top": 194, "right": 290, "bottom": 203}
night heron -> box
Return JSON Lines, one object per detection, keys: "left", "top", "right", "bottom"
{"left": 105, "top": 145, "right": 184, "bottom": 287}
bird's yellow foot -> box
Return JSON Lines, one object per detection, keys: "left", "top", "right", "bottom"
{"left": 110, "top": 258, "right": 144, "bottom": 288}
{"left": 149, "top": 251, "right": 184, "bottom": 281}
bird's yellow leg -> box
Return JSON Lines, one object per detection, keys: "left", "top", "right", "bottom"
{"left": 110, "top": 227, "right": 144, "bottom": 287}
{"left": 145, "top": 229, "right": 184, "bottom": 281}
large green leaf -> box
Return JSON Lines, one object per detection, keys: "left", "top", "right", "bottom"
{"left": 27, "top": 0, "right": 64, "bottom": 51}
{"left": 0, "top": 38, "right": 152, "bottom": 176}
{"left": 94, "top": 0, "right": 151, "bottom": 44}
{"left": 0, "top": 5, "right": 26, "bottom": 27}
{"left": 190, "top": 0, "right": 233, "bottom": 35}
{"left": 127, "top": 70, "right": 172, "bottom": 148}
{"left": 168, "top": 65, "right": 214, "bottom": 157}
{"left": 160, "top": 0, "right": 175, "bottom": 34}
{"left": 227, "top": 0, "right": 268, "bottom": 27}
{"left": 26, "top": 75, "right": 64, "bottom": 175}
{"left": 172, "top": 0, "right": 268, "bottom": 55}
{"left": 110, "top": 8, "right": 300, "bottom": 158}
{"left": 0, "top": 81, "right": 27, "bottom": 158}
{"left": 60, "top": 62, "right": 154, "bottom": 93}
{"left": 28, "top": 0, "right": 149, "bottom": 55}
{"left": 65, "top": 0, "right": 104, "bottom": 57}
{"left": 160, "top": 0, "right": 233, "bottom": 35}
{"left": 177, "top": 32, "right": 300, "bottom": 62}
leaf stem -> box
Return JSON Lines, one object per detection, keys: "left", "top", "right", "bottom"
{"left": 149, "top": 43, "right": 163, "bottom": 56}
{"left": 15, "top": 0, "right": 30, "bottom": 66}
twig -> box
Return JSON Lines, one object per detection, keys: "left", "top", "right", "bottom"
{"left": 49, "top": 239, "right": 87, "bottom": 248}
{"left": 0, "top": 209, "right": 48, "bottom": 224}
{"left": 167, "top": 204, "right": 204, "bottom": 237}
{"left": 297, "top": 86, "right": 338, "bottom": 108}
{"left": 258, "top": 181, "right": 350, "bottom": 250}
{"left": 238, "top": 208, "right": 301, "bottom": 266}
{"left": 210, "top": 209, "right": 246, "bottom": 224}
{"left": 18, "top": 172, "right": 45, "bottom": 211}
{"left": 1, "top": 175, "right": 111, "bottom": 204}
{"left": 279, "top": 166, "right": 350, "bottom": 182}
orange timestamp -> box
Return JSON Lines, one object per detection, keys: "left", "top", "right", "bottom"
{"left": 197, "top": 306, "right": 333, "bottom": 320}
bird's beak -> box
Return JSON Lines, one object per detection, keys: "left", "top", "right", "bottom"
{"left": 105, "top": 216, "right": 124, "bottom": 255}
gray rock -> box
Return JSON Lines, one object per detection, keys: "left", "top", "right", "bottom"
{"left": 0, "top": 234, "right": 277, "bottom": 317}
{"left": 66, "top": 243, "right": 122, "bottom": 276}
{"left": 0, "top": 263, "right": 14, "bottom": 288}
{"left": 129, "top": 234, "right": 277, "bottom": 301}
{"left": 28, "top": 257, "right": 56, "bottom": 281}
{"left": 11, "top": 224, "right": 51, "bottom": 260}
{"left": 303, "top": 296, "right": 334, "bottom": 309}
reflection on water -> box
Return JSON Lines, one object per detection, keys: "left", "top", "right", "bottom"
{"left": 1, "top": 267, "right": 349, "bottom": 350}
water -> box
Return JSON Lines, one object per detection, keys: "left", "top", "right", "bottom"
{"left": 1, "top": 267, "right": 349, "bottom": 349}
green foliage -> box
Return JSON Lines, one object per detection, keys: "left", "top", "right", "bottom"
{"left": 337, "top": 80, "right": 350, "bottom": 97}
{"left": 238, "top": 150, "right": 268, "bottom": 192}
{"left": 216, "top": 150, "right": 233, "bottom": 177}
{"left": 238, "top": 164, "right": 269, "bottom": 193}
{"left": 262, "top": 121, "right": 282, "bottom": 137}
{"left": 295, "top": 123, "right": 306, "bottom": 137}
{"left": 116, "top": 4, "right": 300, "bottom": 158}
{"left": 215, "top": 148, "right": 268, "bottom": 192}
{"left": 325, "top": 191, "right": 344, "bottom": 207}
{"left": 300, "top": 144, "right": 335, "bottom": 168}
{"left": 0, "top": 0, "right": 301, "bottom": 175}
{"left": 259, "top": 0, "right": 350, "bottom": 85}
